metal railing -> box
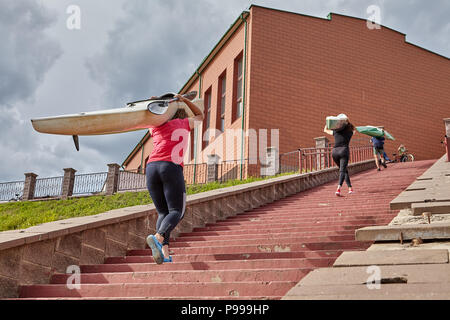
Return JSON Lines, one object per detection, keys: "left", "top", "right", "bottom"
{"left": 0, "top": 181, "right": 24, "bottom": 201}
{"left": 118, "top": 170, "right": 146, "bottom": 191}
{"left": 183, "top": 163, "right": 207, "bottom": 185}
{"left": 73, "top": 172, "right": 108, "bottom": 195}
{"left": 34, "top": 176, "right": 64, "bottom": 198}
{"left": 279, "top": 151, "right": 301, "bottom": 174}
{"left": 279, "top": 145, "right": 373, "bottom": 174}
{"left": 217, "top": 160, "right": 240, "bottom": 183}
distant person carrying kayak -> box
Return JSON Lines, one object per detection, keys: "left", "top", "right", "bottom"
{"left": 145, "top": 93, "right": 204, "bottom": 264}
{"left": 371, "top": 136, "right": 388, "bottom": 171}
{"left": 323, "top": 115, "right": 355, "bottom": 196}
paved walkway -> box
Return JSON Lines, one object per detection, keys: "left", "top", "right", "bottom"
{"left": 18, "top": 160, "right": 435, "bottom": 299}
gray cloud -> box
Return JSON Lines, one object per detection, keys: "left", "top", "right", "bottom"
{"left": 0, "top": 0, "right": 63, "bottom": 181}
{"left": 0, "top": 0, "right": 62, "bottom": 105}
{"left": 85, "top": 0, "right": 243, "bottom": 105}
{"left": 382, "top": 0, "right": 450, "bottom": 56}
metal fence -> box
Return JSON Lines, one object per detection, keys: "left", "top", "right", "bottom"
{"left": 73, "top": 172, "right": 108, "bottom": 195}
{"left": 118, "top": 170, "right": 146, "bottom": 191}
{"left": 183, "top": 163, "right": 207, "bottom": 185}
{"left": 279, "top": 145, "right": 373, "bottom": 174}
{"left": 34, "top": 176, "right": 64, "bottom": 198}
{"left": 0, "top": 181, "right": 24, "bottom": 201}
{"left": 279, "top": 151, "right": 301, "bottom": 174}
{"left": 217, "top": 160, "right": 241, "bottom": 182}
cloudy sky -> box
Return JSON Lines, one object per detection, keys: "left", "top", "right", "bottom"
{"left": 0, "top": 0, "right": 449, "bottom": 182}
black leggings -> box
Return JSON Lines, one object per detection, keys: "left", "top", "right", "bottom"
{"left": 146, "top": 161, "right": 186, "bottom": 246}
{"left": 332, "top": 147, "right": 352, "bottom": 187}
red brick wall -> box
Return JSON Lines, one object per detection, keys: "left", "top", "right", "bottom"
{"left": 185, "top": 19, "right": 251, "bottom": 165}
{"left": 248, "top": 6, "right": 450, "bottom": 160}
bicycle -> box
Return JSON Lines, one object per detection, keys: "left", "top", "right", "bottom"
{"left": 392, "top": 152, "right": 414, "bottom": 163}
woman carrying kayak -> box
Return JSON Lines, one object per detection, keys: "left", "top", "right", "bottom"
{"left": 145, "top": 93, "right": 203, "bottom": 264}
{"left": 324, "top": 118, "right": 356, "bottom": 196}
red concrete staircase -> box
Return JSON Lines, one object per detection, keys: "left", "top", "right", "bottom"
{"left": 19, "top": 160, "right": 434, "bottom": 299}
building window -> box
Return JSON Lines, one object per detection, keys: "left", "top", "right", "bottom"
{"left": 203, "top": 88, "right": 212, "bottom": 149}
{"left": 234, "top": 54, "right": 243, "bottom": 120}
{"left": 217, "top": 73, "right": 226, "bottom": 133}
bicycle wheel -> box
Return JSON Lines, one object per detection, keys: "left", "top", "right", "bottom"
{"left": 407, "top": 154, "right": 414, "bottom": 162}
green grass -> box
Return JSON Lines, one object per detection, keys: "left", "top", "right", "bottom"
{"left": 0, "top": 172, "right": 296, "bottom": 232}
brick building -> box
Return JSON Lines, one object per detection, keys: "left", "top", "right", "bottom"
{"left": 123, "top": 5, "right": 450, "bottom": 175}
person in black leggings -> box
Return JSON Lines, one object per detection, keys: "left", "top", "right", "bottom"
{"left": 145, "top": 93, "right": 203, "bottom": 264}
{"left": 146, "top": 161, "right": 186, "bottom": 256}
{"left": 324, "top": 121, "right": 355, "bottom": 196}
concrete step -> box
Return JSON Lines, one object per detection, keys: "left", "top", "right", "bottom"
{"left": 131, "top": 241, "right": 370, "bottom": 256}
{"left": 178, "top": 224, "right": 386, "bottom": 237}
{"left": 105, "top": 250, "right": 342, "bottom": 264}
{"left": 79, "top": 258, "right": 335, "bottom": 273}
{"left": 226, "top": 211, "right": 394, "bottom": 219}
{"left": 20, "top": 281, "right": 298, "bottom": 298}
{"left": 333, "top": 249, "right": 449, "bottom": 267}
{"left": 170, "top": 230, "right": 355, "bottom": 243}
{"left": 195, "top": 219, "right": 392, "bottom": 231}
{"left": 213, "top": 216, "right": 395, "bottom": 225}
{"left": 207, "top": 216, "right": 394, "bottom": 226}
{"left": 169, "top": 234, "right": 357, "bottom": 248}
{"left": 50, "top": 268, "right": 312, "bottom": 284}
{"left": 356, "top": 222, "right": 450, "bottom": 241}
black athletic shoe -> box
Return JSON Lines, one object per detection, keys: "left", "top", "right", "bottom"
{"left": 382, "top": 162, "right": 387, "bottom": 168}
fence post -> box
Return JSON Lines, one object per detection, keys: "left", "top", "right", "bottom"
{"left": 23, "top": 173, "right": 38, "bottom": 201}
{"left": 106, "top": 163, "right": 121, "bottom": 195}
{"left": 444, "top": 118, "right": 450, "bottom": 162}
{"left": 207, "top": 154, "right": 220, "bottom": 183}
{"left": 314, "top": 136, "right": 329, "bottom": 170}
{"left": 61, "top": 168, "right": 77, "bottom": 199}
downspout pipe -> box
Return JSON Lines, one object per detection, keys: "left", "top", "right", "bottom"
{"left": 193, "top": 69, "right": 202, "bottom": 184}
{"left": 239, "top": 13, "right": 248, "bottom": 180}
{"left": 139, "top": 142, "right": 145, "bottom": 174}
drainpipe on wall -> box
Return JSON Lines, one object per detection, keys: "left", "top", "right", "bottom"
{"left": 193, "top": 70, "right": 202, "bottom": 184}
{"left": 139, "top": 142, "right": 145, "bottom": 174}
{"left": 239, "top": 13, "right": 248, "bottom": 180}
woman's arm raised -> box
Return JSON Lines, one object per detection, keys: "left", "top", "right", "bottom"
{"left": 174, "top": 94, "right": 204, "bottom": 129}
{"left": 323, "top": 125, "right": 333, "bottom": 136}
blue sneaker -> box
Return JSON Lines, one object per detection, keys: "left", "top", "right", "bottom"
{"left": 146, "top": 235, "right": 163, "bottom": 264}
{"left": 163, "top": 256, "right": 173, "bottom": 263}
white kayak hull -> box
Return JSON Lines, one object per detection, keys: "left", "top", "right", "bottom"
{"left": 31, "top": 98, "right": 204, "bottom": 136}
